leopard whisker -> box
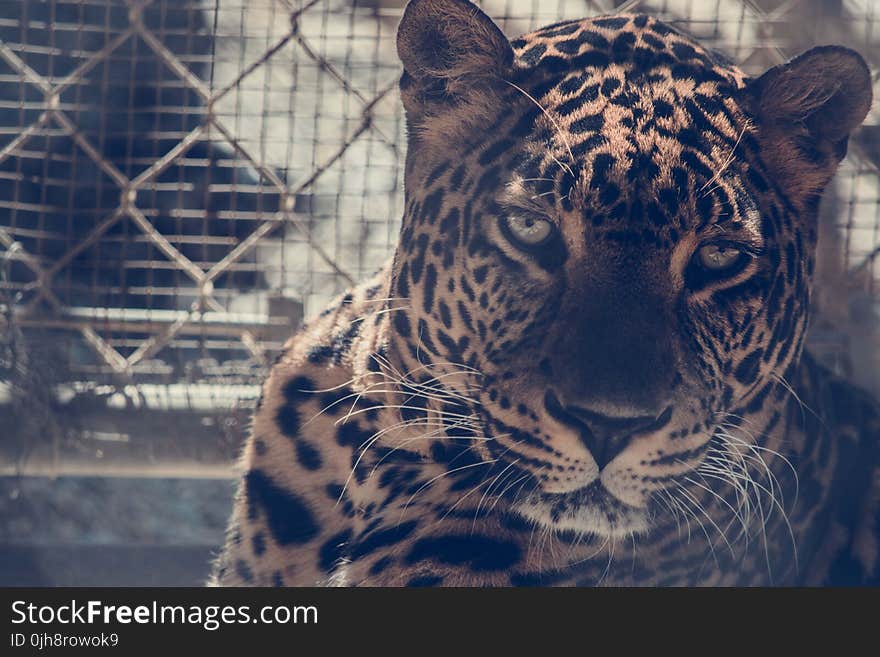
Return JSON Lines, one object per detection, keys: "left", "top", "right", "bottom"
{"left": 368, "top": 420, "right": 494, "bottom": 458}
{"left": 675, "top": 478, "right": 736, "bottom": 560}
{"left": 702, "top": 443, "right": 757, "bottom": 543}
{"left": 337, "top": 403, "right": 479, "bottom": 426}
{"left": 771, "top": 372, "right": 825, "bottom": 429}
{"left": 717, "top": 432, "right": 799, "bottom": 575}
{"left": 595, "top": 534, "right": 616, "bottom": 587}
{"left": 473, "top": 458, "right": 521, "bottom": 529}
{"left": 714, "top": 429, "right": 800, "bottom": 582}
{"left": 487, "top": 473, "right": 531, "bottom": 515}
{"left": 566, "top": 534, "right": 611, "bottom": 568}
{"left": 719, "top": 429, "right": 790, "bottom": 510}
{"left": 682, "top": 472, "right": 746, "bottom": 553}
{"left": 430, "top": 439, "right": 527, "bottom": 530}
{"left": 501, "top": 78, "right": 576, "bottom": 179}
{"left": 697, "top": 456, "right": 753, "bottom": 545}
{"left": 699, "top": 121, "right": 750, "bottom": 196}
{"left": 399, "top": 459, "right": 499, "bottom": 526}
{"left": 672, "top": 481, "right": 722, "bottom": 570}
{"left": 663, "top": 487, "right": 693, "bottom": 544}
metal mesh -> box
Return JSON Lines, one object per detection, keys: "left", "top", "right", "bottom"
{"left": 1, "top": 0, "right": 878, "bottom": 446}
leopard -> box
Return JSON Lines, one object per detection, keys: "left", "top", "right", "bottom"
{"left": 211, "top": 0, "right": 880, "bottom": 586}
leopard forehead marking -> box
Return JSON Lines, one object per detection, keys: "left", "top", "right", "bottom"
{"left": 507, "top": 15, "right": 749, "bottom": 215}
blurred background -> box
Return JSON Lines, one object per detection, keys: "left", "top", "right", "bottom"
{"left": 0, "top": 0, "right": 878, "bottom": 585}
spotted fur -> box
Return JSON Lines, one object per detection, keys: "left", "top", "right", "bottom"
{"left": 212, "top": 0, "right": 880, "bottom": 586}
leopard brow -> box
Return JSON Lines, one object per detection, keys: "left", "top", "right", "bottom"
{"left": 702, "top": 225, "right": 764, "bottom": 255}
{"left": 499, "top": 180, "right": 558, "bottom": 217}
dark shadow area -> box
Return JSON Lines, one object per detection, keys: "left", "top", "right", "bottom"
{"left": 0, "top": 545, "right": 216, "bottom": 586}
{"left": 0, "top": 476, "right": 234, "bottom": 586}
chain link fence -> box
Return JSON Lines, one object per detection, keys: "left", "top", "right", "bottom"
{"left": 0, "top": 0, "right": 878, "bottom": 479}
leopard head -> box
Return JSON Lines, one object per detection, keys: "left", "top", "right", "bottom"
{"left": 385, "top": 0, "right": 872, "bottom": 538}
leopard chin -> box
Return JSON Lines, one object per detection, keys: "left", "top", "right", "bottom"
{"left": 512, "top": 481, "right": 650, "bottom": 540}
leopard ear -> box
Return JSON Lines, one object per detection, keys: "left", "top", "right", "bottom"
{"left": 397, "top": 0, "right": 513, "bottom": 120}
{"left": 747, "top": 46, "right": 872, "bottom": 200}
{"left": 751, "top": 46, "right": 872, "bottom": 143}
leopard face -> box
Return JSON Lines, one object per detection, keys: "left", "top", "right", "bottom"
{"left": 387, "top": 0, "right": 871, "bottom": 539}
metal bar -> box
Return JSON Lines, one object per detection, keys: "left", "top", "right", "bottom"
{"left": 130, "top": 123, "right": 206, "bottom": 188}
{"left": 291, "top": 30, "right": 398, "bottom": 152}
{"left": 204, "top": 116, "right": 357, "bottom": 285}
{"left": 8, "top": 316, "right": 284, "bottom": 339}
{"left": 200, "top": 79, "right": 399, "bottom": 289}
{"left": 124, "top": 205, "right": 207, "bottom": 286}
{"left": 50, "top": 111, "right": 131, "bottom": 188}
{"left": 0, "top": 110, "right": 52, "bottom": 167}
{"left": 50, "top": 25, "right": 137, "bottom": 98}
{"left": 0, "top": 231, "right": 130, "bottom": 374}
{"left": 0, "top": 461, "right": 237, "bottom": 480}
{"left": 0, "top": 40, "right": 54, "bottom": 93}
{"left": 128, "top": 5, "right": 213, "bottom": 103}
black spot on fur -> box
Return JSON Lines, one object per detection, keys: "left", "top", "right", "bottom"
{"left": 555, "top": 38, "right": 583, "bottom": 55}
{"left": 369, "top": 556, "right": 393, "bottom": 576}
{"left": 734, "top": 349, "right": 764, "bottom": 386}
{"left": 282, "top": 376, "right": 315, "bottom": 404}
{"left": 405, "top": 534, "right": 521, "bottom": 571}
{"left": 571, "top": 133, "right": 606, "bottom": 159}
{"left": 592, "top": 16, "right": 629, "bottom": 29}
{"left": 318, "top": 387, "right": 354, "bottom": 414}
{"left": 336, "top": 420, "right": 373, "bottom": 450}
{"left": 558, "top": 73, "right": 586, "bottom": 95}
{"left": 600, "top": 78, "right": 621, "bottom": 98}
{"left": 351, "top": 521, "right": 419, "bottom": 560}
{"left": 236, "top": 559, "right": 253, "bottom": 583}
{"left": 557, "top": 84, "right": 599, "bottom": 116}
{"left": 570, "top": 113, "right": 604, "bottom": 134}
{"left": 520, "top": 42, "right": 547, "bottom": 66}
{"left": 393, "top": 311, "right": 412, "bottom": 338}
{"left": 425, "top": 161, "right": 449, "bottom": 188}
{"left": 538, "top": 21, "right": 580, "bottom": 38}
{"left": 410, "top": 233, "right": 430, "bottom": 283}
{"left": 421, "top": 188, "right": 445, "bottom": 225}
{"left": 407, "top": 574, "right": 443, "bottom": 587}
{"left": 275, "top": 404, "right": 300, "bottom": 438}
{"left": 580, "top": 30, "right": 610, "bottom": 49}
{"left": 396, "top": 262, "right": 410, "bottom": 298}
{"left": 439, "top": 208, "right": 460, "bottom": 246}
{"left": 306, "top": 345, "right": 335, "bottom": 364}
{"left": 423, "top": 263, "right": 438, "bottom": 313}
{"left": 295, "top": 439, "right": 323, "bottom": 471}
{"left": 275, "top": 377, "right": 316, "bottom": 437}
{"left": 479, "top": 139, "right": 515, "bottom": 166}
{"left": 438, "top": 299, "right": 453, "bottom": 329}
{"left": 319, "top": 528, "right": 353, "bottom": 572}
{"left": 325, "top": 483, "right": 344, "bottom": 501}
{"left": 245, "top": 470, "right": 319, "bottom": 545}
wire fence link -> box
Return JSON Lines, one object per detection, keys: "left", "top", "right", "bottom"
{"left": 0, "top": 0, "right": 878, "bottom": 407}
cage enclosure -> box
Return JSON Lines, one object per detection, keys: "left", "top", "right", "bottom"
{"left": 0, "top": 0, "right": 878, "bottom": 584}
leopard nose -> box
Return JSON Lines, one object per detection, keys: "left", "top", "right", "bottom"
{"left": 565, "top": 406, "right": 661, "bottom": 469}
{"left": 544, "top": 392, "right": 672, "bottom": 468}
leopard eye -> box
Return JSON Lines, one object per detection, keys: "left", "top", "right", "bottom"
{"left": 503, "top": 215, "right": 554, "bottom": 247}
{"left": 697, "top": 243, "right": 742, "bottom": 271}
